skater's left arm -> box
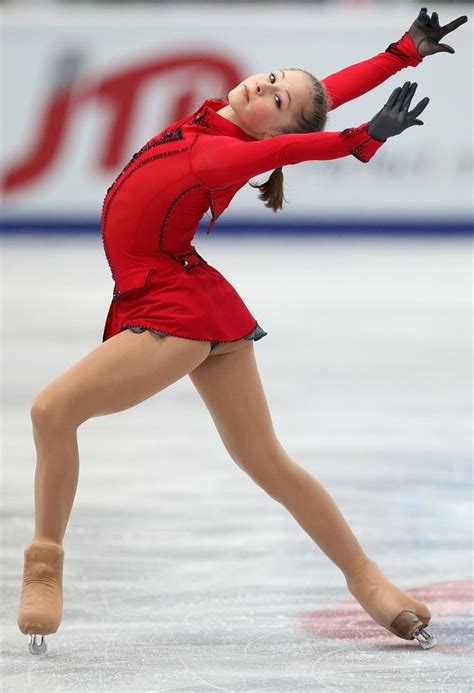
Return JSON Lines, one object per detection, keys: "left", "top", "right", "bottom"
{"left": 322, "top": 8, "right": 468, "bottom": 111}
{"left": 190, "top": 82, "right": 430, "bottom": 188}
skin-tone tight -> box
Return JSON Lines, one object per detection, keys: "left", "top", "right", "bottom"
{"left": 29, "top": 328, "right": 431, "bottom": 630}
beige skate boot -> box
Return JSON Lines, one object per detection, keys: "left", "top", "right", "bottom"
{"left": 17, "top": 542, "right": 64, "bottom": 654}
{"left": 346, "top": 558, "right": 437, "bottom": 649}
{"left": 388, "top": 609, "right": 436, "bottom": 648}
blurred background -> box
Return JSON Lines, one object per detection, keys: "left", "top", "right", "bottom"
{"left": 1, "top": 3, "right": 473, "bottom": 692}
{"left": 1, "top": 1, "right": 472, "bottom": 234}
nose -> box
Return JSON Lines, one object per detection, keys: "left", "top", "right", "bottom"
{"left": 256, "top": 81, "right": 273, "bottom": 96}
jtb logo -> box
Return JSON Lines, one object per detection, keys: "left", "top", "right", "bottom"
{"left": 2, "top": 51, "right": 242, "bottom": 193}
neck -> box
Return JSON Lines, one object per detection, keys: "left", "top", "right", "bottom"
{"left": 215, "top": 104, "right": 256, "bottom": 138}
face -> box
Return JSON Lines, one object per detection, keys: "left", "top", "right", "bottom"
{"left": 225, "top": 69, "right": 312, "bottom": 140}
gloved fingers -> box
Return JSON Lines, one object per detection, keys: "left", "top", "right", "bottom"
{"left": 398, "top": 81, "right": 413, "bottom": 99}
{"left": 408, "top": 96, "right": 430, "bottom": 120}
{"left": 401, "top": 82, "right": 418, "bottom": 112}
{"left": 430, "top": 12, "right": 440, "bottom": 29}
{"left": 437, "top": 42, "right": 455, "bottom": 54}
{"left": 440, "top": 15, "right": 468, "bottom": 37}
{"left": 395, "top": 81, "right": 414, "bottom": 111}
{"left": 417, "top": 7, "right": 431, "bottom": 27}
{"left": 417, "top": 36, "right": 456, "bottom": 56}
{"left": 407, "top": 119, "right": 425, "bottom": 128}
{"left": 386, "top": 86, "right": 402, "bottom": 107}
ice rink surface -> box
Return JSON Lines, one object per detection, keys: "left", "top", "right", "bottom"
{"left": 1, "top": 233, "right": 472, "bottom": 692}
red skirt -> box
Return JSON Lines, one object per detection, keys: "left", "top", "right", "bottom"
{"left": 102, "top": 248, "right": 267, "bottom": 347}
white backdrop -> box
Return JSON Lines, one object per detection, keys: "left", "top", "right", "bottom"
{"left": 1, "top": 4, "right": 472, "bottom": 225}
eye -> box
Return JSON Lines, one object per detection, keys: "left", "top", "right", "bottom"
{"left": 269, "top": 72, "right": 281, "bottom": 109}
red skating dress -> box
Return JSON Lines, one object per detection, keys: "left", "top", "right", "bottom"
{"left": 101, "top": 32, "right": 421, "bottom": 349}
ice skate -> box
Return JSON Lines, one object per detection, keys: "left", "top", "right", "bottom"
{"left": 17, "top": 542, "right": 64, "bottom": 655}
{"left": 388, "top": 609, "right": 436, "bottom": 648}
{"left": 345, "top": 558, "right": 437, "bottom": 649}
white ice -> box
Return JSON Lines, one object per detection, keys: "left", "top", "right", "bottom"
{"left": 1, "top": 233, "right": 472, "bottom": 692}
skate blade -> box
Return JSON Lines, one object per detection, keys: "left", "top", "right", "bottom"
{"left": 28, "top": 634, "right": 47, "bottom": 655}
{"left": 414, "top": 626, "right": 437, "bottom": 649}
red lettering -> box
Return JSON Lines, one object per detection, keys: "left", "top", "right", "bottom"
{"left": 2, "top": 53, "right": 241, "bottom": 193}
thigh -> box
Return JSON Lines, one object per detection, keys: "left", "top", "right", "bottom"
{"left": 188, "top": 342, "right": 285, "bottom": 476}
{"left": 33, "top": 329, "right": 211, "bottom": 427}
{"left": 208, "top": 338, "right": 250, "bottom": 357}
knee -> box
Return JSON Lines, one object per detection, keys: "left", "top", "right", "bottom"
{"left": 236, "top": 446, "right": 294, "bottom": 503}
{"left": 30, "top": 390, "right": 77, "bottom": 432}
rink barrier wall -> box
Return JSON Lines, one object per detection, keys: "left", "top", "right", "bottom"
{"left": 1, "top": 5, "right": 472, "bottom": 230}
{"left": 0, "top": 217, "right": 472, "bottom": 236}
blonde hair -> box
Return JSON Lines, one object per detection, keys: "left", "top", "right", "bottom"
{"left": 249, "top": 69, "right": 329, "bottom": 212}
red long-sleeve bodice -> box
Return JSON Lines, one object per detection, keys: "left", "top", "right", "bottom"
{"left": 101, "top": 31, "right": 422, "bottom": 345}
{"left": 322, "top": 31, "right": 422, "bottom": 110}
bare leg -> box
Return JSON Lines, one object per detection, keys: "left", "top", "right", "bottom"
{"left": 189, "top": 343, "right": 432, "bottom": 640}
{"left": 31, "top": 423, "right": 79, "bottom": 548}
{"left": 18, "top": 329, "right": 211, "bottom": 643}
{"left": 249, "top": 451, "right": 432, "bottom": 630}
{"left": 257, "top": 452, "right": 370, "bottom": 578}
{"left": 28, "top": 329, "right": 211, "bottom": 547}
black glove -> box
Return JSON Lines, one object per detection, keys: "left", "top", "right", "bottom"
{"left": 408, "top": 7, "right": 468, "bottom": 57}
{"left": 368, "top": 82, "right": 430, "bottom": 142}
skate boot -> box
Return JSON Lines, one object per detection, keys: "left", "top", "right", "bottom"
{"left": 17, "top": 542, "right": 64, "bottom": 655}
{"left": 346, "top": 558, "right": 437, "bottom": 649}
{"left": 388, "top": 610, "right": 437, "bottom": 648}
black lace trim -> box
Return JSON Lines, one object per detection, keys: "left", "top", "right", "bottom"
{"left": 188, "top": 108, "right": 212, "bottom": 129}
{"left": 124, "top": 322, "right": 268, "bottom": 346}
{"left": 107, "top": 126, "right": 185, "bottom": 192}
{"left": 385, "top": 32, "right": 422, "bottom": 66}
{"left": 170, "top": 249, "right": 207, "bottom": 271}
{"left": 247, "top": 324, "right": 268, "bottom": 341}
{"left": 341, "top": 125, "right": 373, "bottom": 163}
{"left": 100, "top": 133, "right": 199, "bottom": 286}
{"left": 159, "top": 185, "right": 202, "bottom": 253}
{"left": 351, "top": 143, "right": 370, "bottom": 163}
{"left": 112, "top": 267, "right": 156, "bottom": 302}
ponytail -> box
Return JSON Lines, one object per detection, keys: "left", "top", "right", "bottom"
{"left": 249, "top": 166, "right": 286, "bottom": 212}
{"left": 250, "top": 70, "right": 329, "bottom": 213}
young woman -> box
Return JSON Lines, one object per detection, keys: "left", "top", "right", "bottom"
{"left": 18, "top": 8, "right": 467, "bottom": 655}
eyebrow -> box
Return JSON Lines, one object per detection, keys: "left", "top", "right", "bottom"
{"left": 280, "top": 70, "right": 291, "bottom": 110}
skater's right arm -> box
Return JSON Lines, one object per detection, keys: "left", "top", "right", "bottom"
{"left": 190, "top": 82, "right": 430, "bottom": 188}
{"left": 322, "top": 32, "right": 423, "bottom": 112}
{"left": 322, "top": 9, "right": 467, "bottom": 111}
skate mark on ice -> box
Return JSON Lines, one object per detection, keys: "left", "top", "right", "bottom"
{"left": 298, "top": 578, "right": 473, "bottom": 650}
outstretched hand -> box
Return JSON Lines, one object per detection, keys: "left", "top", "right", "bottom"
{"left": 368, "top": 82, "right": 430, "bottom": 142}
{"left": 408, "top": 7, "right": 468, "bottom": 57}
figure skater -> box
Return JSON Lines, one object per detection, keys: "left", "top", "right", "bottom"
{"left": 18, "top": 7, "right": 467, "bottom": 655}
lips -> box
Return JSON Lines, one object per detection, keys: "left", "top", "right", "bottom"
{"left": 243, "top": 84, "right": 249, "bottom": 102}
